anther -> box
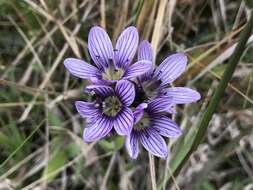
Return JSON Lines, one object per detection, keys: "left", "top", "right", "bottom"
{"left": 157, "top": 70, "right": 163, "bottom": 77}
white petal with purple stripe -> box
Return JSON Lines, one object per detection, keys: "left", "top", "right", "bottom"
{"left": 125, "top": 132, "right": 139, "bottom": 159}
{"left": 133, "top": 103, "right": 148, "bottom": 124}
{"left": 123, "top": 60, "right": 152, "bottom": 79}
{"left": 115, "top": 80, "right": 135, "bottom": 106}
{"left": 165, "top": 87, "right": 201, "bottom": 104}
{"left": 153, "top": 116, "right": 182, "bottom": 137}
{"left": 88, "top": 26, "right": 114, "bottom": 69}
{"left": 115, "top": 26, "right": 139, "bottom": 69}
{"left": 147, "top": 97, "right": 172, "bottom": 113}
{"left": 114, "top": 107, "right": 134, "bottom": 135}
{"left": 138, "top": 40, "right": 153, "bottom": 62}
{"left": 83, "top": 116, "right": 113, "bottom": 142}
{"left": 137, "top": 41, "right": 154, "bottom": 81}
{"left": 75, "top": 101, "right": 100, "bottom": 118}
{"left": 154, "top": 53, "right": 187, "bottom": 85}
{"left": 86, "top": 84, "right": 114, "bottom": 97}
{"left": 139, "top": 128, "right": 168, "bottom": 158}
{"left": 64, "top": 58, "right": 101, "bottom": 79}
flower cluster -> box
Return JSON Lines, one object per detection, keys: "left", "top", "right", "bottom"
{"left": 64, "top": 26, "right": 201, "bottom": 159}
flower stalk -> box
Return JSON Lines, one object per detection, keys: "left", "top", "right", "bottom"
{"left": 149, "top": 153, "right": 157, "bottom": 190}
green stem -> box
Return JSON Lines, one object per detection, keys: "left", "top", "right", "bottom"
{"left": 192, "top": 11, "right": 253, "bottom": 151}
{"left": 159, "top": 10, "right": 253, "bottom": 189}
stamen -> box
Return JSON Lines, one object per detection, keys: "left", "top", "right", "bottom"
{"left": 157, "top": 70, "right": 163, "bottom": 77}
{"left": 102, "top": 96, "right": 122, "bottom": 117}
{"left": 102, "top": 60, "right": 124, "bottom": 81}
{"left": 134, "top": 112, "right": 151, "bottom": 130}
{"left": 142, "top": 80, "right": 161, "bottom": 98}
{"left": 90, "top": 90, "right": 95, "bottom": 95}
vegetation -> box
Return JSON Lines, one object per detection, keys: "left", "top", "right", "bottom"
{"left": 0, "top": 0, "right": 253, "bottom": 189}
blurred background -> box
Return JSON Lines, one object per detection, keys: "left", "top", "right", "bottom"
{"left": 0, "top": 0, "right": 253, "bottom": 189}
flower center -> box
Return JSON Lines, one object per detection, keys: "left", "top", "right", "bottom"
{"left": 102, "top": 59, "right": 124, "bottom": 81}
{"left": 142, "top": 80, "right": 162, "bottom": 99}
{"left": 134, "top": 112, "right": 151, "bottom": 130}
{"left": 102, "top": 96, "right": 122, "bottom": 117}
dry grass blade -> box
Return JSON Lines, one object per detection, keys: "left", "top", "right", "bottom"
{"left": 21, "top": 142, "right": 96, "bottom": 190}
{"left": 1, "top": 1, "right": 253, "bottom": 189}
{"left": 167, "top": 0, "right": 177, "bottom": 48}
{"left": 136, "top": 0, "right": 154, "bottom": 34}
{"left": 190, "top": 35, "right": 253, "bottom": 84}
{"left": 18, "top": 3, "right": 95, "bottom": 122}
{"left": 24, "top": 0, "right": 81, "bottom": 58}
{"left": 100, "top": 153, "right": 117, "bottom": 190}
{"left": 0, "top": 102, "right": 44, "bottom": 108}
{"left": 149, "top": 154, "right": 157, "bottom": 190}
{"left": 23, "top": 0, "right": 54, "bottom": 21}
{"left": 8, "top": 17, "right": 47, "bottom": 77}
{"left": 18, "top": 44, "right": 68, "bottom": 122}
{"left": 151, "top": 0, "right": 167, "bottom": 59}
{"left": 100, "top": 0, "right": 106, "bottom": 28}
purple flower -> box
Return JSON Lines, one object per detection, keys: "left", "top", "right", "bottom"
{"left": 75, "top": 80, "right": 135, "bottom": 142}
{"left": 126, "top": 97, "right": 182, "bottom": 159}
{"left": 137, "top": 40, "right": 201, "bottom": 105}
{"left": 125, "top": 41, "right": 201, "bottom": 159}
{"left": 64, "top": 26, "right": 152, "bottom": 83}
{"left": 63, "top": 26, "right": 201, "bottom": 159}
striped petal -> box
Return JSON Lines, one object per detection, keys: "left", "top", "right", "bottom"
{"left": 115, "top": 80, "right": 135, "bottom": 106}
{"left": 165, "top": 87, "right": 201, "bottom": 104}
{"left": 90, "top": 77, "right": 114, "bottom": 86}
{"left": 64, "top": 58, "right": 101, "bottom": 79}
{"left": 139, "top": 128, "right": 168, "bottom": 158}
{"left": 153, "top": 116, "right": 182, "bottom": 137}
{"left": 115, "top": 26, "right": 139, "bottom": 69}
{"left": 125, "top": 132, "right": 139, "bottom": 159}
{"left": 133, "top": 103, "right": 148, "bottom": 124}
{"left": 164, "top": 106, "right": 177, "bottom": 114}
{"left": 147, "top": 97, "right": 172, "bottom": 114}
{"left": 75, "top": 101, "right": 100, "bottom": 118}
{"left": 154, "top": 53, "right": 187, "bottom": 85}
{"left": 138, "top": 40, "right": 153, "bottom": 62}
{"left": 138, "top": 41, "right": 154, "bottom": 81}
{"left": 114, "top": 107, "right": 133, "bottom": 135}
{"left": 88, "top": 26, "right": 114, "bottom": 69}
{"left": 123, "top": 60, "right": 152, "bottom": 79}
{"left": 86, "top": 84, "right": 114, "bottom": 97}
{"left": 83, "top": 116, "right": 113, "bottom": 142}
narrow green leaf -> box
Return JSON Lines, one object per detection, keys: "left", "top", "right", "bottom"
{"left": 42, "top": 151, "right": 67, "bottom": 182}
{"left": 48, "top": 110, "right": 61, "bottom": 126}
{"left": 158, "top": 11, "right": 253, "bottom": 189}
